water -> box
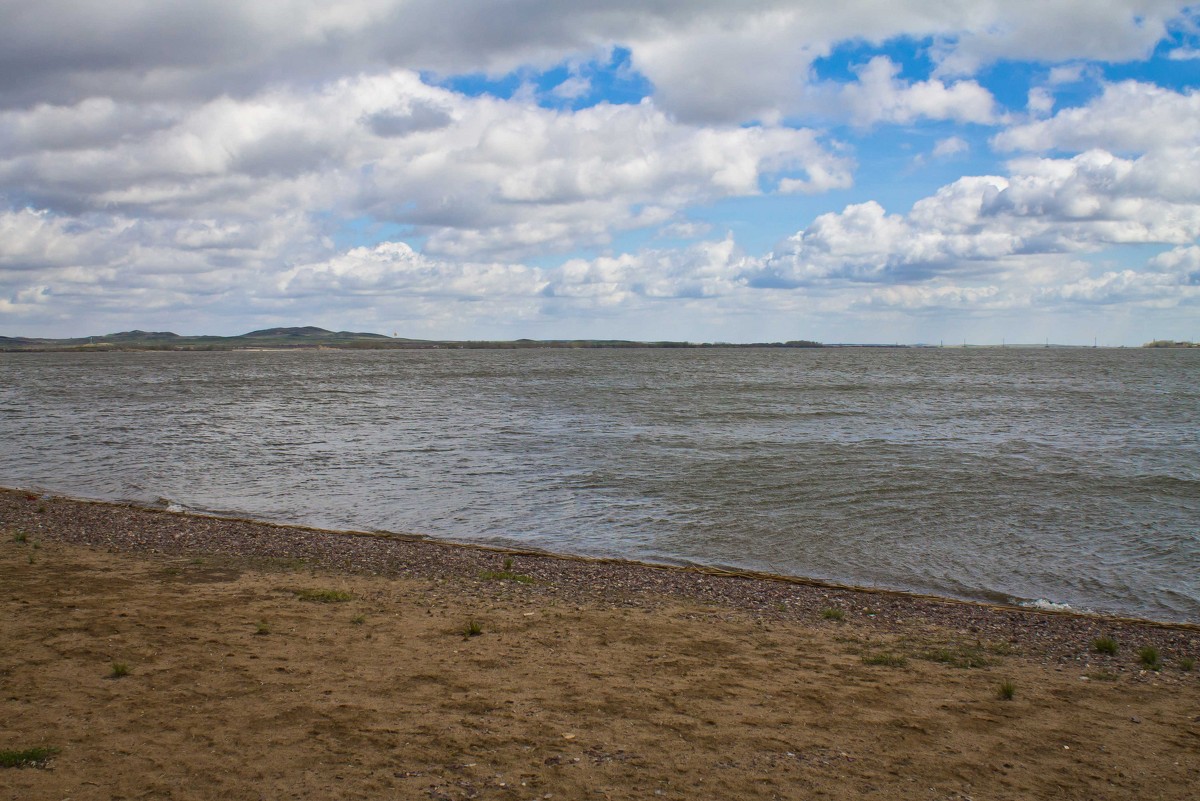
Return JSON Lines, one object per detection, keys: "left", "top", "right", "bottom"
{"left": 2, "top": 347, "right": 1197, "bottom": 622}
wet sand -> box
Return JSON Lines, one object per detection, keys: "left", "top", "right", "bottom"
{"left": 2, "top": 488, "right": 1198, "bottom": 799}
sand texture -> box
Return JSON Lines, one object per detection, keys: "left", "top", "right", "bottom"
{"left": 2, "top": 489, "right": 1198, "bottom": 800}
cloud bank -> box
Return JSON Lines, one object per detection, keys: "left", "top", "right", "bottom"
{"left": 1, "top": 2, "right": 1197, "bottom": 343}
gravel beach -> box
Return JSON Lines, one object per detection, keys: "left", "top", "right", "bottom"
{"left": 3, "top": 486, "right": 1198, "bottom": 800}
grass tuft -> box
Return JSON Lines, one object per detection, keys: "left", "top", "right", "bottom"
{"left": 1092, "top": 636, "right": 1118, "bottom": 655}
{"left": 861, "top": 653, "right": 907, "bottom": 668}
{"left": 109, "top": 662, "right": 130, "bottom": 679}
{"left": 295, "top": 589, "right": 352, "bottom": 603}
{"left": 1137, "top": 645, "right": 1162, "bottom": 671}
{"left": 997, "top": 679, "right": 1016, "bottom": 700}
{"left": 1179, "top": 657, "right": 1195, "bottom": 672}
{"left": 821, "top": 608, "right": 845, "bottom": 621}
{"left": 254, "top": 620, "right": 270, "bottom": 636}
{"left": 479, "top": 570, "right": 534, "bottom": 584}
{"left": 0, "top": 747, "right": 58, "bottom": 769}
{"left": 921, "top": 645, "right": 994, "bottom": 669}
{"left": 462, "top": 620, "right": 483, "bottom": 638}
{"left": 12, "top": 531, "right": 27, "bottom": 543}
{"left": 351, "top": 614, "right": 366, "bottom": 625}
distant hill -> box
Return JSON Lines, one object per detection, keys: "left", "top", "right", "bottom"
{"left": 243, "top": 326, "right": 331, "bottom": 338}
{"left": 0, "top": 328, "right": 826, "bottom": 352}
{"left": 0, "top": 327, "right": 396, "bottom": 351}
{"left": 105, "top": 330, "right": 181, "bottom": 341}
{"left": 242, "top": 326, "right": 389, "bottom": 339}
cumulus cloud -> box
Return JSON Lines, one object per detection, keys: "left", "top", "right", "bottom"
{"left": 2, "top": 1, "right": 1197, "bottom": 341}
{"left": 755, "top": 148, "right": 1200, "bottom": 314}
{"left": 1027, "top": 87, "right": 1055, "bottom": 118}
{"left": 932, "top": 136, "right": 969, "bottom": 158}
{"left": 838, "top": 57, "right": 997, "bottom": 126}
{"left": 0, "top": 2, "right": 1187, "bottom": 121}
{"left": 0, "top": 71, "right": 850, "bottom": 263}
{"left": 931, "top": 0, "right": 1179, "bottom": 76}
{"left": 995, "top": 81, "right": 1200, "bottom": 153}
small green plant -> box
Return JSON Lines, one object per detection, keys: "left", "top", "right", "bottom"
{"left": 503, "top": 556, "right": 514, "bottom": 571}
{"left": 1092, "top": 636, "right": 1118, "bottom": 655}
{"left": 110, "top": 662, "right": 130, "bottom": 678}
{"left": 254, "top": 620, "right": 270, "bottom": 635}
{"left": 295, "top": 589, "right": 352, "bottom": 603}
{"left": 921, "top": 645, "right": 993, "bottom": 669}
{"left": 479, "top": 569, "right": 534, "bottom": 584}
{"left": 12, "top": 531, "right": 27, "bottom": 543}
{"left": 821, "top": 608, "right": 845, "bottom": 621}
{"left": 985, "top": 640, "right": 1015, "bottom": 656}
{"left": 997, "top": 679, "right": 1016, "bottom": 700}
{"left": 462, "top": 620, "right": 483, "bottom": 638}
{"left": 1178, "top": 657, "right": 1194, "bottom": 672}
{"left": 1137, "top": 645, "right": 1161, "bottom": 670}
{"left": 36, "top": 505, "right": 46, "bottom": 514}
{"left": 351, "top": 614, "right": 366, "bottom": 625}
{"left": 0, "top": 746, "right": 58, "bottom": 768}
{"left": 862, "top": 653, "right": 907, "bottom": 667}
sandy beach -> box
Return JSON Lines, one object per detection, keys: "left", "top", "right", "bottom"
{"left": 3, "top": 487, "right": 1198, "bottom": 800}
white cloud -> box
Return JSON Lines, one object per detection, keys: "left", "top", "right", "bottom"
{"left": 549, "top": 75, "right": 591, "bottom": 101}
{"left": 932, "top": 136, "right": 969, "bottom": 158}
{"left": 0, "top": 2, "right": 1187, "bottom": 122}
{"left": 1149, "top": 244, "right": 1200, "bottom": 279}
{"left": 839, "top": 57, "right": 997, "bottom": 126}
{"left": 995, "top": 81, "right": 1200, "bottom": 153}
{"left": 2, "top": 1, "right": 1197, "bottom": 342}
{"left": 757, "top": 147, "right": 1200, "bottom": 310}
{"left": 1027, "top": 87, "right": 1055, "bottom": 118}
{"left": 931, "top": 0, "right": 1180, "bottom": 76}
{"left": 1047, "top": 64, "right": 1088, "bottom": 85}
{"left": 0, "top": 71, "right": 851, "bottom": 263}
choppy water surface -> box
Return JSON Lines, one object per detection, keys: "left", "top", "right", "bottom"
{"left": 2, "top": 347, "right": 1197, "bottom": 621}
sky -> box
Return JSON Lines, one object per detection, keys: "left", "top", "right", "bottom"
{"left": 2, "top": 2, "right": 1199, "bottom": 345}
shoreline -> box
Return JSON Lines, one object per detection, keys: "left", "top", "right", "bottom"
{"left": 3, "top": 486, "right": 1197, "bottom": 658}
{"left": 5, "top": 484, "right": 1197, "bottom": 631}
{"left": 4, "top": 486, "right": 1199, "bottom": 800}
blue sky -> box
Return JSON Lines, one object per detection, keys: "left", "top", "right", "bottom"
{"left": 1, "top": 2, "right": 1199, "bottom": 344}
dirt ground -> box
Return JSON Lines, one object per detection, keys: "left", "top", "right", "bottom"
{"left": 3, "top": 533, "right": 1198, "bottom": 801}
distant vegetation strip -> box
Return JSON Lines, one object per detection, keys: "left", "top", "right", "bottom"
{"left": 0, "top": 326, "right": 826, "bottom": 352}
{"left": 3, "top": 326, "right": 1194, "bottom": 351}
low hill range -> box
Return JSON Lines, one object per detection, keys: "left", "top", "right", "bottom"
{"left": 0, "top": 327, "right": 825, "bottom": 351}
{"left": 6, "top": 327, "right": 1188, "bottom": 351}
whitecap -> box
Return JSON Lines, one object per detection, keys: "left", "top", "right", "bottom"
{"left": 1019, "top": 598, "right": 1074, "bottom": 612}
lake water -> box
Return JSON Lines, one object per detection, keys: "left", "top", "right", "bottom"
{"left": 2, "top": 347, "right": 1197, "bottom": 622}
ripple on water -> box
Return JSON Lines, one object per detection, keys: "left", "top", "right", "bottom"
{"left": 1, "top": 347, "right": 1197, "bottom": 622}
